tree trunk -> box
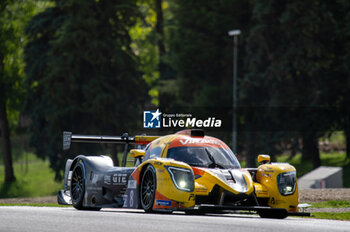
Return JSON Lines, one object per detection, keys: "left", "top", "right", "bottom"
{"left": 0, "top": 92, "right": 16, "bottom": 182}
{"left": 0, "top": 51, "right": 16, "bottom": 182}
{"left": 302, "top": 132, "right": 321, "bottom": 169}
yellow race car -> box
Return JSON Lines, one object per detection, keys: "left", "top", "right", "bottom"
{"left": 58, "top": 129, "right": 308, "bottom": 219}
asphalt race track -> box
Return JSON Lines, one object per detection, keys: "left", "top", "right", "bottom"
{"left": 0, "top": 206, "right": 349, "bottom": 232}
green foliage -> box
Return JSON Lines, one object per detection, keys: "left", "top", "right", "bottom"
{"left": 168, "top": 0, "right": 252, "bottom": 108}
{"left": 0, "top": 0, "right": 50, "bottom": 183}
{"left": 0, "top": 134, "right": 34, "bottom": 165}
{"left": 0, "top": 153, "right": 63, "bottom": 198}
{"left": 0, "top": 203, "right": 71, "bottom": 207}
{"left": 240, "top": 0, "right": 347, "bottom": 166}
{"left": 24, "top": 0, "right": 148, "bottom": 180}
{"left": 312, "top": 212, "right": 350, "bottom": 221}
{"left": 0, "top": 0, "right": 349, "bottom": 185}
{"left": 311, "top": 200, "right": 350, "bottom": 208}
{"left": 129, "top": 0, "right": 161, "bottom": 105}
{"left": 0, "top": 0, "right": 47, "bottom": 131}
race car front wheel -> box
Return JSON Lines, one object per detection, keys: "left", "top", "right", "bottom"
{"left": 140, "top": 165, "right": 157, "bottom": 213}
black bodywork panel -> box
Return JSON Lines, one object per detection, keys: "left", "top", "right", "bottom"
{"left": 60, "top": 155, "right": 137, "bottom": 208}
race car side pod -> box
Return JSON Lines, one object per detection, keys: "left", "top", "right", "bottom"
{"left": 62, "top": 131, "right": 159, "bottom": 167}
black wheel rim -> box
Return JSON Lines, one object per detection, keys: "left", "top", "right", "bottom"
{"left": 141, "top": 169, "right": 155, "bottom": 209}
{"left": 71, "top": 166, "right": 84, "bottom": 203}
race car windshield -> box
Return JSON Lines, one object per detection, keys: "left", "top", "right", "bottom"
{"left": 167, "top": 146, "right": 241, "bottom": 169}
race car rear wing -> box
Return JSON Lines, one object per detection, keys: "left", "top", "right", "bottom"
{"left": 63, "top": 131, "right": 159, "bottom": 150}
{"left": 63, "top": 131, "right": 160, "bottom": 166}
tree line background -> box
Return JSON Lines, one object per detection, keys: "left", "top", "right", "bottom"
{"left": 0, "top": 0, "right": 349, "bottom": 182}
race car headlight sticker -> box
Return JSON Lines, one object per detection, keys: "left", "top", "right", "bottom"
{"left": 166, "top": 166, "right": 194, "bottom": 192}
{"left": 277, "top": 171, "right": 296, "bottom": 196}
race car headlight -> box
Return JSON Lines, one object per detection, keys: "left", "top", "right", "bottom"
{"left": 277, "top": 171, "right": 296, "bottom": 196}
{"left": 166, "top": 166, "right": 194, "bottom": 192}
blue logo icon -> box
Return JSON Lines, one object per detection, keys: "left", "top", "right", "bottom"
{"left": 143, "top": 109, "right": 162, "bottom": 128}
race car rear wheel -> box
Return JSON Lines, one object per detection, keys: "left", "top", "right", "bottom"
{"left": 140, "top": 165, "right": 157, "bottom": 213}
{"left": 71, "top": 162, "right": 85, "bottom": 210}
{"left": 71, "top": 161, "right": 101, "bottom": 211}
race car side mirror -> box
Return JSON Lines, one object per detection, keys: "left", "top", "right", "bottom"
{"left": 257, "top": 154, "right": 271, "bottom": 165}
{"left": 129, "top": 149, "right": 145, "bottom": 158}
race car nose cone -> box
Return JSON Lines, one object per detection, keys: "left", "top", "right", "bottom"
{"left": 228, "top": 169, "right": 248, "bottom": 193}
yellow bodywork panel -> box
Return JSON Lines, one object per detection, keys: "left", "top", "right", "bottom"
{"left": 194, "top": 182, "right": 210, "bottom": 195}
{"left": 255, "top": 163, "right": 299, "bottom": 212}
{"left": 129, "top": 149, "right": 145, "bottom": 158}
{"left": 254, "top": 182, "right": 269, "bottom": 198}
{"left": 134, "top": 135, "right": 160, "bottom": 145}
{"left": 257, "top": 154, "right": 271, "bottom": 164}
{"left": 133, "top": 133, "right": 298, "bottom": 212}
{"left": 138, "top": 158, "right": 195, "bottom": 208}
{"left": 193, "top": 168, "right": 254, "bottom": 196}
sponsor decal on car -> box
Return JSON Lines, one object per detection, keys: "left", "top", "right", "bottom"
{"left": 156, "top": 200, "right": 172, "bottom": 206}
{"left": 188, "top": 194, "right": 195, "bottom": 201}
{"left": 112, "top": 173, "right": 128, "bottom": 185}
{"left": 179, "top": 138, "right": 221, "bottom": 145}
{"left": 122, "top": 194, "right": 128, "bottom": 208}
{"left": 127, "top": 180, "right": 137, "bottom": 189}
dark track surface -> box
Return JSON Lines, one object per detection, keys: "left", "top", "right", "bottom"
{"left": 0, "top": 206, "right": 349, "bottom": 232}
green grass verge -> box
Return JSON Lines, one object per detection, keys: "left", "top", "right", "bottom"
{"left": 311, "top": 200, "right": 350, "bottom": 208}
{"left": 0, "top": 203, "right": 71, "bottom": 207}
{"left": 312, "top": 212, "right": 350, "bottom": 221}
{"left": 0, "top": 153, "right": 63, "bottom": 198}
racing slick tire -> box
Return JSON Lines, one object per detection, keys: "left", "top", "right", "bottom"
{"left": 71, "top": 161, "right": 101, "bottom": 211}
{"left": 140, "top": 165, "right": 157, "bottom": 213}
